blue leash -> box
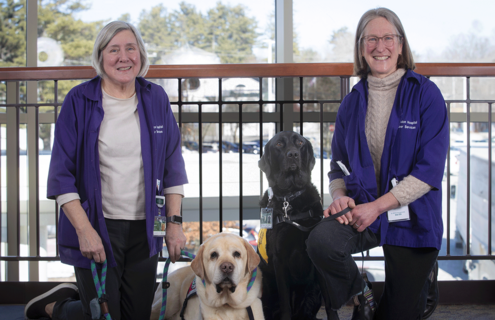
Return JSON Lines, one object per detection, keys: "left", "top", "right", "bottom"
{"left": 91, "top": 260, "right": 111, "bottom": 320}
{"left": 159, "top": 250, "right": 195, "bottom": 320}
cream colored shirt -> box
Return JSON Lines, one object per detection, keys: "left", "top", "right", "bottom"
{"left": 330, "top": 69, "right": 431, "bottom": 206}
{"left": 56, "top": 89, "right": 184, "bottom": 217}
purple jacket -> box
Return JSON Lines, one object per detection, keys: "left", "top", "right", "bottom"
{"left": 329, "top": 70, "right": 449, "bottom": 250}
{"left": 47, "top": 76, "right": 188, "bottom": 268}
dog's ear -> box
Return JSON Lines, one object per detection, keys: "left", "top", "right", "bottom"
{"left": 258, "top": 141, "right": 271, "bottom": 178}
{"left": 242, "top": 238, "right": 260, "bottom": 275}
{"left": 305, "top": 137, "right": 316, "bottom": 172}
{"left": 191, "top": 243, "right": 206, "bottom": 280}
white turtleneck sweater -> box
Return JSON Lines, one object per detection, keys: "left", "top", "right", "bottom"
{"left": 330, "top": 69, "right": 431, "bottom": 207}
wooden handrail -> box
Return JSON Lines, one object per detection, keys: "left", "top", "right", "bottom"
{"left": 1, "top": 63, "right": 495, "bottom": 81}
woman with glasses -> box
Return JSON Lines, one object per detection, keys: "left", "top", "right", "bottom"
{"left": 307, "top": 7, "right": 448, "bottom": 320}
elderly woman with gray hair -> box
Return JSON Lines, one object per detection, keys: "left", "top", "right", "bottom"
{"left": 307, "top": 7, "right": 448, "bottom": 320}
{"left": 25, "top": 21, "right": 188, "bottom": 320}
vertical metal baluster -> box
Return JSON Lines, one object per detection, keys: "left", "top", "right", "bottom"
{"left": 489, "top": 102, "right": 492, "bottom": 256}
{"left": 239, "top": 103, "right": 243, "bottom": 237}
{"left": 299, "top": 77, "right": 303, "bottom": 136}
{"left": 320, "top": 102, "right": 324, "bottom": 206}
{"left": 447, "top": 102, "right": 451, "bottom": 256}
{"left": 466, "top": 77, "right": 471, "bottom": 256}
{"left": 259, "top": 77, "right": 264, "bottom": 197}
{"left": 199, "top": 103, "right": 203, "bottom": 245}
{"left": 219, "top": 78, "right": 223, "bottom": 233}
{"left": 54, "top": 80, "right": 59, "bottom": 258}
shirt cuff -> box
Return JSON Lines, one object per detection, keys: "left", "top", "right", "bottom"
{"left": 390, "top": 175, "right": 432, "bottom": 206}
{"left": 329, "top": 178, "right": 347, "bottom": 200}
{"left": 56, "top": 193, "right": 80, "bottom": 207}
{"left": 164, "top": 185, "right": 184, "bottom": 197}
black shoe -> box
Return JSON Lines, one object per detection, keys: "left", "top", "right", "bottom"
{"left": 24, "top": 283, "right": 79, "bottom": 319}
{"left": 351, "top": 273, "right": 376, "bottom": 320}
{"left": 423, "top": 261, "right": 439, "bottom": 319}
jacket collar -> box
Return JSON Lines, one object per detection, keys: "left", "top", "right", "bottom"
{"left": 82, "top": 76, "right": 152, "bottom": 102}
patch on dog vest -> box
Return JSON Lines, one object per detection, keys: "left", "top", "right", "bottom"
{"left": 180, "top": 278, "right": 198, "bottom": 319}
{"left": 258, "top": 228, "right": 268, "bottom": 263}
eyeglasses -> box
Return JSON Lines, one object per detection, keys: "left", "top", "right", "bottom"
{"left": 361, "top": 34, "right": 402, "bottom": 48}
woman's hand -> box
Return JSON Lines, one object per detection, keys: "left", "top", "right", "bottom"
{"left": 324, "top": 194, "right": 356, "bottom": 224}
{"left": 165, "top": 223, "right": 187, "bottom": 263}
{"left": 164, "top": 194, "right": 186, "bottom": 263}
{"left": 61, "top": 199, "right": 107, "bottom": 263}
{"left": 349, "top": 202, "right": 381, "bottom": 232}
{"left": 77, "top": 225, "right": 106, "bottom": 263}
{"left": 350, "top": 192, "right": 400, "bottom": 232}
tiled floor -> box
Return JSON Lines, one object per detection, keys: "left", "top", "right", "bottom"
{"left": 325, "top": 305, "right": 495, "bottom": 320}
{"left": 4, "top": 304, "right": 495, "bottom": 320}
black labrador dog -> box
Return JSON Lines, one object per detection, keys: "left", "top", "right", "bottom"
{"left": 257, "top": 130, "right": 324, "bottom": 320}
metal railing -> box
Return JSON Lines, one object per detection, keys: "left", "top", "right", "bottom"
{"left": 0, "top": 63, "right": 494, "bottom": 284}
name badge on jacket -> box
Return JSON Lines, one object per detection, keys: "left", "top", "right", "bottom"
{"left": 387, "top": 178, "right": 410, "bottom": 222}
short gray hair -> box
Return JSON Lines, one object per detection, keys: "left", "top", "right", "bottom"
{"left": 353, "top": 7, "right": 415, "bottom": 79}
{"left": 91, "top": 21, "right": 150, "bottom": 78}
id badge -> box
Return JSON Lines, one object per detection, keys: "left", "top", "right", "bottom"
{"left": 156, "top": 195, "right": 165, "bottom": 208}
{"left": 387, "top": 205, "right": 410, "bottom": 222}
{"left": 260, "top": 208, "right": 273, "bottom": 229}
{"left": 153, "top": 215, "right": 166, "bottom": 237}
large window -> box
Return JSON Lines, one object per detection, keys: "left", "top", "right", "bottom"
{"left": 33, "top": 0, "right": 275, "bottom": 67}
{"left": 293, "top": 0, "right": 495, "bottom": 63}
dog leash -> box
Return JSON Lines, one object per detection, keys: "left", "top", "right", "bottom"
{"left": 90, "top": 259, "right": 111, "bottom": 320}
{"left": 160, "top": 249, "right": 258, "bottom": 320}
{"left": 159, "top": 250, "right": 195, "bottom": 320}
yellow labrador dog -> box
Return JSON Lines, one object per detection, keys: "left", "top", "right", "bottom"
{"left": 151, "top": 232, "right": 264, "bottom": 320}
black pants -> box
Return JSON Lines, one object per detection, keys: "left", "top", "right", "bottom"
{"left": 307, "top": 218, "right": 438, "bottom": 320}
{"left": 374, "top": 245, "right": 439, "bottom": 320}
{"left": 53, "top": 219, "right": 159, "bottom": 320}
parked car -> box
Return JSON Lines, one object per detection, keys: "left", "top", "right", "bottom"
{"left": 183, "top": 140, "right": 199, "bottom": 151}
{"left": 210, "top": 141, "right": 239, "bottom": 153}
{"left": 242, "top": 142, "right": 260, "bottom": 154}
{"left": 201, "top": 143, "right": 217, "bottom": 153}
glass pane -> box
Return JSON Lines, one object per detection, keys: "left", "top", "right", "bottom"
{"left": 471, "top": 78, "right": 495, "bottom": 100}
{"left": 448, "top": 122, "right": 495, "bottom": 280}
{"left": 52, "top": 0, "right": 276, "bottom": 66}
{"left": 293, "top": 0, "right": 495, "bottom": 63}
{"left": 300, "top": 77, "right": 342, "bottom": 101}
{"left": 430, "top": 77, "right": 467, "bottom": 101}
{"left": 222, "top": 78, "right": 260, "bottom": 102}
{"left": 0, "top": 0, "right": 26, "bottom": 67}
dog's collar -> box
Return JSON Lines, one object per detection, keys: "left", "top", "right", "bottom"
{"left": 267, "top": 187, "right": 306, "bottom": 203}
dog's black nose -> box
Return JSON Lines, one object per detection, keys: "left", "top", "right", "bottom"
{"left": 220, "top": 262, "right": 234, "bottom": 274}
{"left": 287, "top": 149, "right": 299, "bottom": 159}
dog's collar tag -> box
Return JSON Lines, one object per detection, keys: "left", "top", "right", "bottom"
{"left": 260, "top": 208, "right": 274, "bottom": 229}
{"left": 282, "top": 199, "right": 292, "bottom": 220}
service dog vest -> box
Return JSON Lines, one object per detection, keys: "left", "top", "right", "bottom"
{"left": 258, "top": 228, "right": 269, "bottom": 263}
{"left": 180, "top": 278, "right": 255, "bottom": 320}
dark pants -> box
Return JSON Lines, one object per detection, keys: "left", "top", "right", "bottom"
{"left": 307, "top": 218, "right": 438, "bottom": 320}
{"left": 53, "top": 219, "right": 159, "bottom": 320}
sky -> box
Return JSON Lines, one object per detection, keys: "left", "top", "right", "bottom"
{"left": 75, "top": 0, "right": 495, "bottom": 61}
